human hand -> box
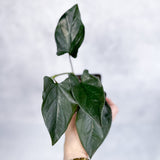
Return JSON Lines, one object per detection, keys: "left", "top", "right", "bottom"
{"left": 106, "top": 98, "right": 118, "bottom": 120}
{"left": 64, "top": 98, "right": 118, "bottom": 160}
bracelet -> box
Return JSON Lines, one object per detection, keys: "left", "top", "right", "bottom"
{"left": 73, "top": 158, "right": 89, "bottom": 160}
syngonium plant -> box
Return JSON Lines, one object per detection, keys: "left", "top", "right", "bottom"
{"left": 41, "top": 4, "right": 112, "bottom": 158}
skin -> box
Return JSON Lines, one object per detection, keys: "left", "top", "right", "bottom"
{"left": 64, "top": 98, "right": 118, "bottom": 160}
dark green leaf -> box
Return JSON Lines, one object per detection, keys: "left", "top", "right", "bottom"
{"left": 41, "top": 76, "right": 77, "bottom": 145}
{"left": 76, "top": 100, "right": 112, "bottom": 158}
{"left": 55, "top": 4, "right": 85, "bottom": 58}
{"left": 69, "top": 70, "right": 105, "bottom": 125}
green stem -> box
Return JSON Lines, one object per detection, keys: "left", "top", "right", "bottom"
{"left": 69, "top": 54, "right": 74, "bottom": 73}
{"left": 51, "top": 72, "right": 71, "bottom": 79}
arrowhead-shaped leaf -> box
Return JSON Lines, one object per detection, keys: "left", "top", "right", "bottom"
{"left": 41, "top": 76, "right": 77, "bottom": 145}
{"left": 76, "top": 100, "right": 112, "bottom": 158}
{"left": 69, "top": 70, "right": 105, "bottom": 125}
{"left": 55, "top": 4, "right": 85, "bottom": 58}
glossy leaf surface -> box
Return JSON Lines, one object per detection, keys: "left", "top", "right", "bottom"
{"left": 41, "top": 76, "right": 77, "bottom": 145}
{"left": 76, "top": 100, "right": 112, "bottom": 158}
{"left": 55, "top": 4, "right": 85, "bottom": 58}
{"left": 69, "top": 70, "right": 105, "bottom": 125}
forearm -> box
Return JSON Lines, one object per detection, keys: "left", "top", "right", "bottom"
{"left": 64, "top": 113, "right": 89, "bottom": 160}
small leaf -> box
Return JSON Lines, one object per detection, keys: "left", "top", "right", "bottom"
{"left": 69, "top": 70, "right": 105, "bottom": 125}
{"left": 41, "top": 77, "right": 77, "bottom": 145}
{"left": 55, "top": 4, "right": 85, "bottom": 58}
{"left": 76, "top": 100, "right": 112, "bottom": 158}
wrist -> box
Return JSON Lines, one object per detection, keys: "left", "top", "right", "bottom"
{"left": 64, "top": 113, "right": 89, "bottom": 160}
{"left": 73, "top": 158, "right": 89, "bottom": 160}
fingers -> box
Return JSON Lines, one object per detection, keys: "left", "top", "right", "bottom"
{"left": 106, "top": 98, "right": 118, "bottom": 120}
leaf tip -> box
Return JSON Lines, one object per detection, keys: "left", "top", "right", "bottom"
{"left": 71, "top": 4, "right": 79, "bottom": 10}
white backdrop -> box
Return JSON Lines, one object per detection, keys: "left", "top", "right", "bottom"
{"left": 0, "top": 0, "right": 160, "bottom": 159}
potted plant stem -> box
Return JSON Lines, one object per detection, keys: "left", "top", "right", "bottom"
{"left": 41, "top": 4, "right": 112, "bottom": 159}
